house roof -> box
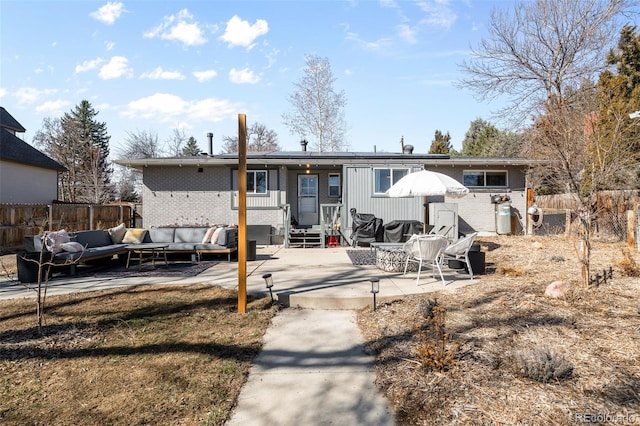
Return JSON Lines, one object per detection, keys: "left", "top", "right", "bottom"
{"left": 0, "top": 106, "right": 26, "bottom": 133}
{"left": 115, "top": 150, "right": 541, "bottom": 170}
{"left": 0, "top": 127, "right": 66, "bottom": 171}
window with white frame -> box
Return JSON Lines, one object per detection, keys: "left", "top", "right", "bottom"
{"left": 328, "top": 173, "right": 341, "bottom": 198}
{"left": 374, "top": 168, "right": 409, "bottom": 194}
{"left": 247, "top": 170, "right": 267, "bottom": 194}
{"left": 463, "top": 170, "right": 507, "bottom": 187}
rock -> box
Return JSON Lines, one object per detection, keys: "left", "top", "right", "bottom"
{"left": 544, "top": 280, "right": 572, "bottom": 298}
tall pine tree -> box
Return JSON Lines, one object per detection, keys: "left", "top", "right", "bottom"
{"left": 428, "top": 130, "right": 452, "bottom": 154}
{"left": 59, "top": 100, "right": 113, "bottom": 203}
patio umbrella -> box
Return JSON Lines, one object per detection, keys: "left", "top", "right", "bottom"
{"left": 386, "top": 170, "right": 469, "bottom": 232}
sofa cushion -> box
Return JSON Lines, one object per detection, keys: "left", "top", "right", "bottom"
{"left": 202, "top": 227, "right": 216, "bottom": 243}
{"left": 122, "top": 228, "right": 148, "bottom": 244}
{"left": 54, "top": 244, "right": 127, "bottom": 261}
{"left": 73, "top": 230, "right": 113, "bottom": 248}
{"left": 210, "top": 227, "right": 223, "bottom": 244}
{"left": 166, "top": 243, "right": 197, "bottom": 251}
{"left": 45, "top": 230, "right": 70, "bottom": 254}
{"left": 174, "top": 227, "right": 208, "bottom": 243}
{"left": 61, "top": 241, "right": 85, "bottom": 253}
{"left": 108, "top": 223, "right": 127, "bottom": 244}
{"left": 145, "top": 228, "right": 175, "bottom": 243}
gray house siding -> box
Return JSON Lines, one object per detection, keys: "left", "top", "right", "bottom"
{"left": 125, "top": 154, "right": 535, "bottom": 238}
{"left": 343, "top": 164, "right": 527, "bottom": 235}
{"left": 0, "top": 160, "right": 59, "bottom": 203}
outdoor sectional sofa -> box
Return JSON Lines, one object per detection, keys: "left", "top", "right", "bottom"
{"left": 18, "top": 226, "right": 238, "bottom": 283}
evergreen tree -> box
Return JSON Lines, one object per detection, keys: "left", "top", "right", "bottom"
{"left": 36, "top": 101, "right": 113, "bottom": 202}
{"left": 181, "top": 136, "right": 202, "bottom": 156}
{"left": 428, "top": 130, "right": 452, "bottom": 154}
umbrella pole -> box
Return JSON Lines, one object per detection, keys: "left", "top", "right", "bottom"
{"left": 423, "top": 196, "right": 428, "bottom": 233}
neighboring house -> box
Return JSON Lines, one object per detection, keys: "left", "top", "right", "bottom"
{"left": 0, "top": 107, "right": 65, "bottom": 204}
{"left": 116, "top": 143, "right": 537, "bottom": 245}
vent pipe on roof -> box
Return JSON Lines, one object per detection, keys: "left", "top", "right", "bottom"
{"left": 207, "top": 132, "right": 214, "bottom": 156}
{"left": 300, "top": 139, "right": 308, "bottom": 151}
{"left": 403, "top": 144, "right": 414, "bottom": 154}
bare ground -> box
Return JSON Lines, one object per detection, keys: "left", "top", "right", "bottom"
{"left": 357, "top": 235, "right": 640, "bottom": 425}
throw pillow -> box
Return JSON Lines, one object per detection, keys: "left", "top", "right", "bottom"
{"left": 61, "top": 241, "right": 85, "bottom": 253}
{"left": 122, "top": 228, "right": 148, "bottom": 244}
{"left": 108, "top": 223, "right": 127, "bottom": 244}
{"left": 202, "top": 227, "right": 216, "bottom": 244}
{"left": 210, "top": 227, "right": 223, "bottom": 245}
{"left": 44, "top": 229, "right": 70, "bottom": 254}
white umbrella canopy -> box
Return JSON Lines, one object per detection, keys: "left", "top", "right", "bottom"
{"left": 386, "top": 170, "right": 469, "bottom": 234}
{"left": 386, "top": 170, "right": 469, "bottom": 198}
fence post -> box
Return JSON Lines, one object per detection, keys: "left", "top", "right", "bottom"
{"left": 627, "top": 210, "right": 636, "bottom": 249}
{"left": 565, "top": 209, "right": 571, "bottom": 238}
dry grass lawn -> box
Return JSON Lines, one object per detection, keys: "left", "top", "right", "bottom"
{"left": 0, "top": 280, "right": 278, "bottom": 426}
{"left": 357, "top": 235, "right": 640, "bottom": 425}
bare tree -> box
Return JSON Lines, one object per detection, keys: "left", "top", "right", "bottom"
{"left": 166, "top": 128, "right": 189, "bottom": 157}
{"left": 460, "top": 0, "right": 635, "bottom": 122}
{"left": 118, "top": 130, "right": 163, "bottom": 159}
{"left": 282, "top": 55, "right": 347, "bottom": 152}
{"left": 221, "top": 122, "right": 280, "bottom": 153}
{"left": 461, "top": 0, "right": 637, "bottom": 287}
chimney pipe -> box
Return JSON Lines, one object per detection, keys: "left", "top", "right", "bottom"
{"left": 300, "top": 139, "right": 308, "bottom": 152}
{"left": 206, "top": 132, "right": 214, "bottom": 156}
{"left": 403, "top": 144, "right": 414, "bottom": 154}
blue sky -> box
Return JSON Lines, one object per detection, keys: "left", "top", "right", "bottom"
{"left": 1, "top": 0, "right": 508, "bottom": 157}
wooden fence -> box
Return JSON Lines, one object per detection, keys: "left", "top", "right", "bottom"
{"left": 533, "top": 190, "right": 639, "bottom": 243}
{"left": 0, "top": 203, "right": 135, "bottom": 253}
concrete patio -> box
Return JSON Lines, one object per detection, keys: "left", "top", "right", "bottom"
{"left": 0, "top": 246, "right": 479, "bottom": 308}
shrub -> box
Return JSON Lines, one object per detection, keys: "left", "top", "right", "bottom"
{"left": 513, "top": 346, "right": 573, "bottom": 383}
{"left": 415, "top": 303, "right": 458, "bottom": 371}
{"left": 617, "top": 247, "right": 640, "bottom": 277}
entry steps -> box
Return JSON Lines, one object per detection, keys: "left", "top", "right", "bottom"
{"left": 288, "top": 228, "right": 323, "bottom": 248}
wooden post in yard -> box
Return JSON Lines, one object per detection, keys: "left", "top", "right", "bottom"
{"left": 526, "top": 188, "right": 534, "bottom": 236}
{"left": 237, "top": 114, "right": 247, "bottom": 314}
{"left": 627, "top": 210, "right": 636, "bottom": 249}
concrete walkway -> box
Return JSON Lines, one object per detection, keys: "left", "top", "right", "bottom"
{"left": 226, "top": 309, "right": 394, "bottom": 426}
{"left": 0, "top": 246, "right": 480, "bottom": 425}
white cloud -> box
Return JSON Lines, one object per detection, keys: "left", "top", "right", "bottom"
{"left": 36, "top": 99, "right": 72, "bottom": 115}
{"left": 98, "top": 56, "right": 133, "bottom": 79}
{"left": 144, "top": 9, "right": 207, "bottom": 46}
{"left": 417, "top": 0, "right": 457, "bottom": 29}
{"left": 220, "top": 15, "right": 268, "bottom": 49}
{"left": 105, "top": 41, "right": 116, "bottom": 51}
{"left": 140, "top": 67, "right": 185, "bottom": 80}
{"left": 0, "top": 88, "right": 6, "bottom": 99}
{"left": 229, "top": 68, "right": 260, "bottom": 84}
{"left": 397, "top": 24, "right": 417, "bottom": 44}
{"left": 15, "top": 87, "right": 57, "bottom": 105}
{"left": 75, "top": 58, "right": 104, "bottom": 73}
{"left": 121, "top": 93, "right": 239, "bottom": 124}
{"left": 193, "top": 69, "right": 218, "bottom": 82}
{"left": 90, "top": 2, "right": 124, "bottom": 25}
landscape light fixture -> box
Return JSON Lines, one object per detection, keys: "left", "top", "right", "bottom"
{"left": 370, "top": 277, "right": 380, "bottom": 311}
{"left": 262, "top": 273, "right": 274, "bottom": 302}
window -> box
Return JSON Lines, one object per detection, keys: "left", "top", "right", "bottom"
{"left": 374, "top": 168, "right": 409, "bottom": 194}
{"left": 328, "top": 174, "right": 341, "bottom": 198}
{"left": 463, "top": 170, "right": 507, "bottom": 187}
{"left": 247, "top": 170, "right": 267, "bottom": 194}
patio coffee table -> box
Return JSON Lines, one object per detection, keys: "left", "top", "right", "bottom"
{"left": 371, "top": 243, "right": 417, "bottom": 272}
{"left": 126, "top": 244, "right": 169, "bottom": 269}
